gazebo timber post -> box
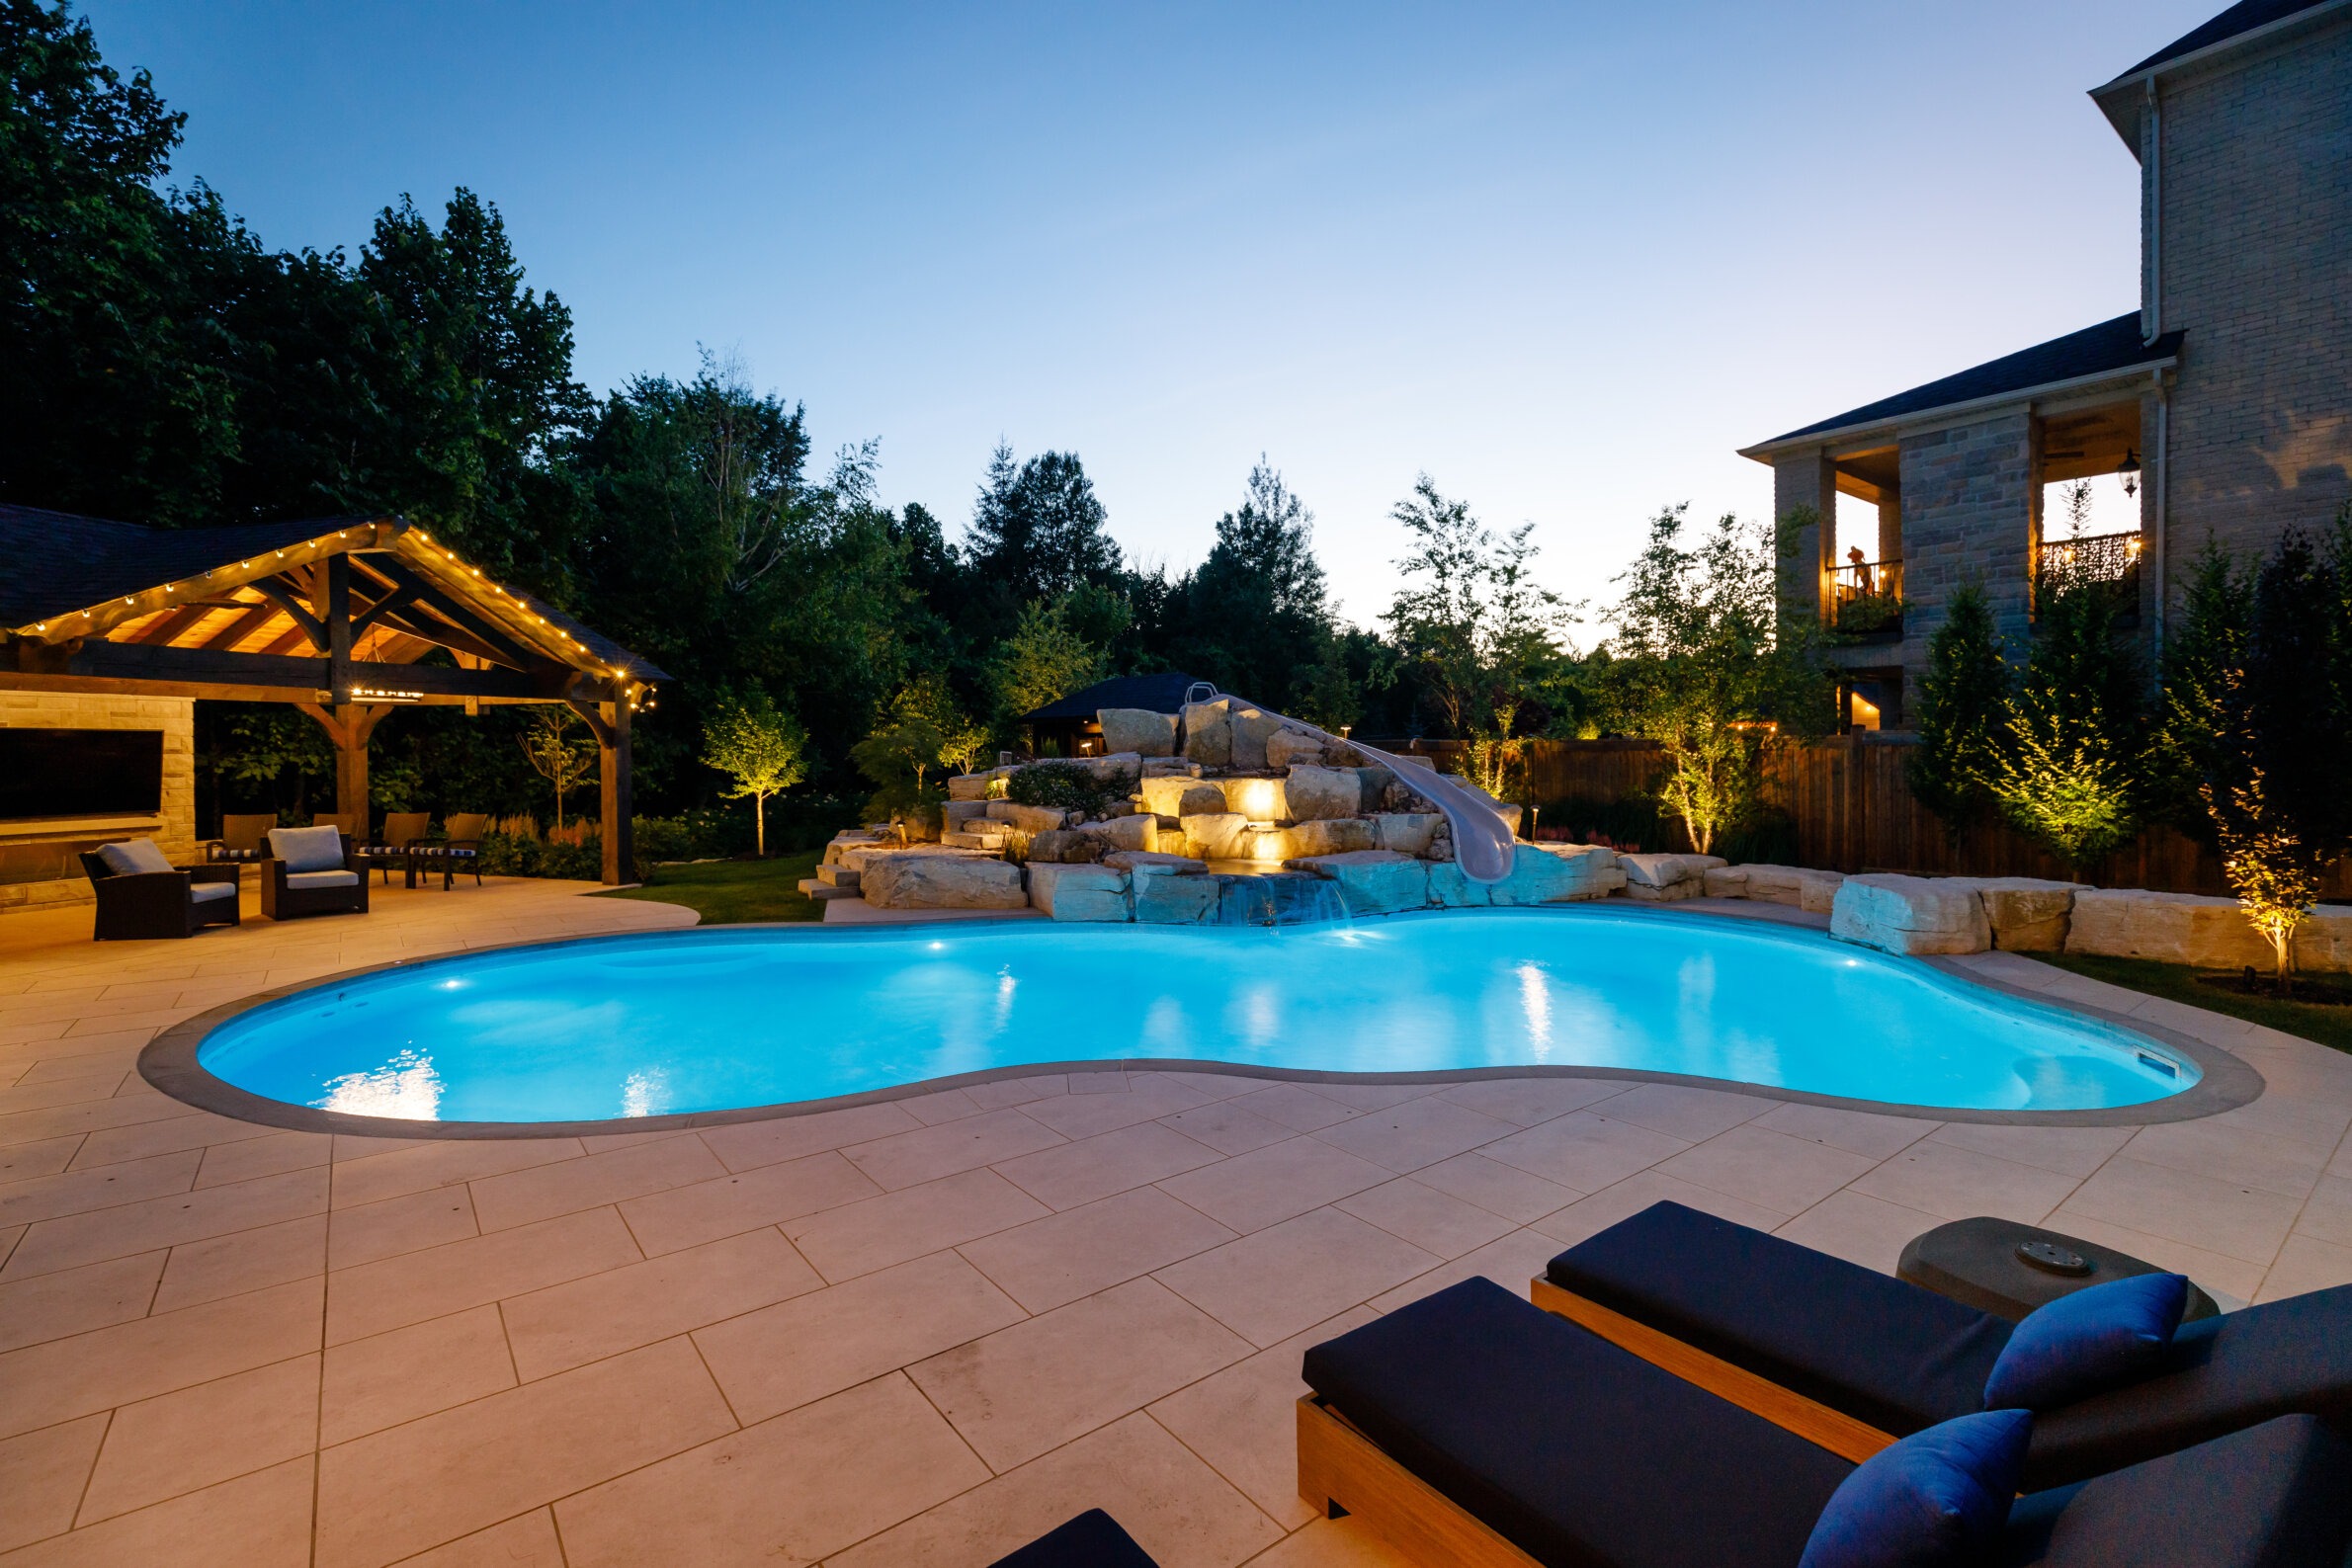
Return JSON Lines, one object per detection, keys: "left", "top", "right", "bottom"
{"left": 295, "top": 701, "right": 392, "bottom": 833}
{"left": 564, "top": 681, "right": 633, "bottom": 885}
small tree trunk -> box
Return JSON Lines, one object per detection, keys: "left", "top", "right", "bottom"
{"left": 2273, "top": 930, "right": 2294, "bottom": 990}
{"left": 755, "top": 793, "right": 767, "bottom": 858}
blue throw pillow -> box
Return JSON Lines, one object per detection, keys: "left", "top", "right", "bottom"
{"left": 1981, "top": 1273, "right": 2188, "bottom": 1411}
{"left": 1799, "top": 1409, "right": 2033, "bottom": 1568}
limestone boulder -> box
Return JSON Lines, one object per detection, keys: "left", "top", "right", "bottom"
{"left": 1133, "top": 867, "right": 1219, "bottom": 924}
{"left": 2065, "top": 890, "right": 2274, "bottom": 968}
{"left": 1370, "top": 812, "right": 1444, "bottom": 857}
{"left": 1974, "top": 877, "right": 2087, "bottom": 952}
{"left": 1140, "top": 777, "right": 1227, "bottom": 818}
{"left": 1283, "top": 766, "right": 1363, "bottom": 822}
{"left": 2294, "top": 907, "right": 2352, "bottom": 974}
{"left": 1080, "top": 814, "right": 1158, "bottom": 854}
{"left": 1799, "top": 872, "right": 1846, "bottom": 915}
{"left": 1179, "top": 811, "right": 1251, "bottom": 862}
{"left": 1281, "top": 818, "right": 1375, "bottom": 858}
{"left": 1703, "top": 866, "right": 1749, "bottom": 898}
{"left": 1022, "top": 830, "right": 1105, "bottom": 865}
{"left": 1214, "top": 775, "right": 1290, "bottom": 822}
{"left": 984, "top": 801, "right": 1067, "bottom": 836}
{"left": 1287, "top": 850, "right": 1429, "bottom": 916}
{"left": 861, "top": 850, "right": 1029, "bottom": 910}
{"left": 1265, "top": 729, "right": 1326, "bottom": 769}
{"left": 1098, "top": 708, "right": 1177, "bottom": 758}
{"left": 1228, "top": 705, "right": 1285, "bottom": 771}
{"left": 1181, "top": 699, "right": 1232, "bottom": 767}
{"left": 1619, "top": 853, "right": 1726, "bottom": 903}
{"left": 1830, "top": 874, "right": 1991, "bottom": 956}
{"left": 942, "top": 799, "right": 990, "bottom": 830}
{"left": 1425, "top": 863, "right": 1490, "bottom": 907}
{"left": 1490, "top": 844, "right": 1626, "bottom": 905}
{"left": 1027, "top": 863, "right": 1131, "bottom": 922}
{"left": 1078, "top": 753, "right": 1144, "bottom": 787}
{"left": 1713, "top": 864, "right": 1845, "bottom": 912}
{"left": 1104, "top": 851, "right": 1207, "bottom": 873}
{"left": 947, "top": 774, "right": 992, "bottom": 801}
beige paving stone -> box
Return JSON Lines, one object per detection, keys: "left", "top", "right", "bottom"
{"left": 327, "top": 1185, "right": 478, "bottom": 1272}
{"left": 0, "top": 1414, "right": 108, "bottom": 1553}
{"left": 328, "top": 1138, "right": 587, "bottom": 1211}
{"left": 1432, "top": 1075, "right": 1628, "bottom": 1126}
{"left": 2120, "top": 1118, "right": 2328, "bottom": 1200}
{"left": 1134, "top": 1069, "right": 1267, "bottom": 1102}
{"left": 961, "top": 1186, "right": 1236, "bottom": 1314}
{"left": 1148, "top": 1306, "right": 1379, "bottom": 1528}
{"left": 784, "top": 1166, "right": 1048, "bottom": 1281}
{"left": 1477, "top": 1110, "right": 1690, "bottom": 1194}
{"left": 2291, "top": 1174, "right": 2352, "bottom": 1249}
{"left": 1156, "top": 1100, "right": 1302, "bottom": 1156}
{"left": 389, "top": 1509, "right": 564, "bottom": 1568}
{"left": 502, "top": 1226, "right": 820, "bottom": 1380}
{"left": 0, "top": 1148, "right": 200, "bottom": 1227}
{"left": 1157, "top": 1207, "right": 1441, "bottom": 1349}
{"left": 152, "top": 1214, "right": 325, "bottom": 1313}
{"left": 0, "top": 1251, "right": 162, "bottom": 1354}
{"left": 830, "top": 1409, "right": 1282, "bottom": 1568}
{"left": 0, "top": 1073, "right": 126, "bottom": 1116}
{"left": 555, "top": 1373, "right": 987, "bottom": 1568}
{"left": 1305, "top": 1083, "right": 1439, "bottom": 1113}
{"left": 2257, "top": 1234, "right": 2352, "bottom": 1303}
{"left": 2206, "top": 1087, "right": 2352, "bottom": 1153}
{"left": 190, "top": 1131, "right": 331, "bottom": 1190}
{"left": 694, "top": 1100, "right": 924, "bottom": 1174}
{"left": 694, "top": 1250, "right": 1026, "bottom": 1424}
{"left": 1367, "top": 1227, "right": 1564, "bottom": 1313}
{"left": 1847, "top": 1138, "right": 2082, "bottom": 1226}
{"left": 1309, "top": 1096, "right": 1520, "bottom": 1175}
{"left": 1334, "top": 1177, "right": 1516, "bottom": 1259}
{"left": 325, "top": 1206, "right": 640, "bottom": 1346}
{"left": 0, "top": 1136, "right": 81, "bottom": 1186}
{"left": 1651, "top": 1124, "right": 1879, "bottom": 1216}
{"left": 616, "top": 1148, "right": 879, "bottom": 1256}
{"left": 467, "top": 1135, "right": 727, "bottom": 1234}
{"left": 1593, "top": 1083, "right": 1774, "bottom": 1142}
{"left": 1527, "top": 1168, "right": 1789, "bottom": 1250}
{"left": 1751, "top": 1102, "right": 1939, "bottom": 1159}
{"left": 841, "top": 1107, "right": 1068, "bottom": 1191}
{"left": 994, "top": 1120, "right": 1225, "bottom": 1210}
{"left": 966, "top": 1072, "right": 1070, "bottom": 1111}
{"left": 1774, "top": 1190, "right": 1947, "bottom": 1276}
{"left": 1156, "top": 1137, "right": 1392, "bottom": 1236}
{"left": 2047, "top": 1212, "right": 2267, "bottom": 1304}
{"left": 315, "top": 1337, "right": 735, "bottom": 1568}
{"left": 65, "top": 1110, "right": 283, "bottom": 1170}
{"left": 78, "top": 1353, "right": 319, "bottom": 1524}
{"left": 1407, "top": 1151, "right": 1583, "bottom": 1223}
{"left": 1923, "top": 1121, "right": 2138, "bottom": 1179}
{"left": 320, "top": 1305, "right": 518, "bottom": 1446}
{"left": 0, "top": 1164, "right": 327, "bottom": 1281}
{"left": 901, "top": 1086, "right": 986, "bottom": 1124}
{"left": 910, "top": 1277, "right": 1252, "bottom": 1471}
{"left": 1240, "top": 1514, "right": 1419, "bottom": 1566}
{"left": 0, "top": 1452, "right": 313, "bottom": 1568}
{"left": 2055, "top": 1156, "right": 2304, "bottom": 1267}
{"left": 1229, "top": 1083, "right": 1360, "bottom": 1133}
{"left": 1009, "top": 1077, "right": 1220, "bottom": 1141}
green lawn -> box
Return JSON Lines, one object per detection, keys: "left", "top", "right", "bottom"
{"left": 2029, "top": 951, "right": 2352, "bottom": 1053}
{"left": 595, "top": 850, "right": 826, "bottom": 924}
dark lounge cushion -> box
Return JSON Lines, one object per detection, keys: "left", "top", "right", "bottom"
{"left": 2000, "top": 1415, "right": 2352, "bottom": 1568}
{"left": 986, "top": 1509, "right": 1159, "bottom": 1568}
{"left": 1302, "top": 1278, "right": 1853, "bottom": 1568}
{"left": 2022, "top": 1282, "right": 2352, "bottom": 1488}
{"left": 1983, "top": 1273, "right": 2187, "bottom": 1412}
{"left": 1800, "top": 1410, "right": 2033, "bottom": 1568}
{"left": 1547, "top": 1202, "right": 2010, "bottom": 1435}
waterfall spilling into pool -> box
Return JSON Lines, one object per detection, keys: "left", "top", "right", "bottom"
{"left": 183, "top": 908, "right": 2200, "bottom": 1127}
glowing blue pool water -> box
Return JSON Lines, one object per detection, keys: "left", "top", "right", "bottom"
{"left": 194, "top": 909, "right": 2197, "bottom": 1123}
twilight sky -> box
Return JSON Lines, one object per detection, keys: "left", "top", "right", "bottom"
{"left": 83, "top": 0, "right": 2207, "bottom": 629}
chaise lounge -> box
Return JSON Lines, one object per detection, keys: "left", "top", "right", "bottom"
{"left": 1299, "top": 1277, "right": 2352, "bottom": 1568}
{"left": 1528, "top": 1200, "right": 2352, "bottom": 1487}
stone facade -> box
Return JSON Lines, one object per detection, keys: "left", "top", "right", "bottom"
{"left": 1895, "top": 413, "right": 2039, "bottom": 666}
{"left": 0, "top": 691, "right": 197, "bottom": 914}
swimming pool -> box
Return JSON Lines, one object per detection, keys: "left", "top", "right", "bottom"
{"left": 183, "top": 908, "right": 2199, "bottom": 1125}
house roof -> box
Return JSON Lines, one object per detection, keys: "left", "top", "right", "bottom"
{"left": 2116, "top": 0, "right": 2334, "bottom": 77}
{"left": 1022, "top": 672, "right": 1211, "bottom": 724}
{"left": 1743, "top": 314, "right": 2183, "bottom": 454}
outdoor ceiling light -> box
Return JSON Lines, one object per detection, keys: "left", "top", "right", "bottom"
{"left": 2117, "top": 447, "right": 2142, "bottom": 499}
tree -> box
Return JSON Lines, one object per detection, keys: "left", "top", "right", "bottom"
{"left": 701, "top": 691, "right": 809, "bottom": 856}
{"left": 1908, "top": 582, "right": 2009, "bottom": 838}
{"left": 1601, "top": 505, "right": 1827, "bottom": 855}
{"left": 1164, "top": 459, "right": 1339, "bottom": 710}
{"left": 1985, "top": 572, "right": 2149, "bottom": 871}
{"left": 2152, "top": 539, "right": 2254, "bottom": 836}
{"left": 991, "top": 596, "right": 1106, "bottom": 730}
{"left": 966, "top": 444, "right": 1122, "bottom": 605}
{"left": 894, "top": 674, "right": 990, "bottom": 777}
{"left": 519, "top": 708, "right": 597, "bottom": 829}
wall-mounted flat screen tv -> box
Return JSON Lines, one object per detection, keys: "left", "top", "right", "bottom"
{"left": 0, "top": 729, "right": 165, "bottom": 819}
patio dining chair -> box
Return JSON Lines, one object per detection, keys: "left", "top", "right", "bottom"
{"left": 205, "top": 813, "right": 277, "bottom": 865}
{"left": 408, "top": 812, "right": 489, "bottom": 889}
{"left": 80, "top": 839, "right": 241, "bottom": 940}
{"left": 372, "top": 811, "right": 431, "bottom": 886}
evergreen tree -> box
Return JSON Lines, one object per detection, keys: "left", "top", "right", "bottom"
{"left": 1907, "top": 583, "right": 2008, "bottom": 837}
{"left": 1164, "top": 460, "right": 1338, "bottom": 710}
{"left": 2151, "top": 539, "right": 2254, "bottom": 837}
{"left": 1986, "top": 573, "right": 2149, "bottom": 871}
{"left": 965, "top": 444, "right": 1122, "bottom": 604}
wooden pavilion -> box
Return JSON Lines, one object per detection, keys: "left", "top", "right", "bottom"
{"left": 0, "top": 505, "right": 667, "bottom": 884}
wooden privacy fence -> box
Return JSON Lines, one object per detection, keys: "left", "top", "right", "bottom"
{"left": 1376, "top": 735, "right": 2352, "bottom": 898}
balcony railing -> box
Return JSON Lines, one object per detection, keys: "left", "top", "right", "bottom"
{"left": 2036, "top": 530, "right": 2142, "bottom": 621}
{"left": 1829, "top": 559, "right": 1904, "bottom": 638}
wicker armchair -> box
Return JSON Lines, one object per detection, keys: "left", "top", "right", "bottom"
{"left": 80, "top": 841, "right": 242, "bottom": 941}
{"left": 259, "top": 827, "right": 371, "bottom": 921}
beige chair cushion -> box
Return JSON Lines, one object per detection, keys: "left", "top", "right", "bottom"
{"left": 97, "top": 839, "right": 175, "bottom": 876}
{"left": 285, "top": 869, "right": 360, "bottom": 889}
{"left": 189, "top": 881, "right": 238, "bottom": 904}
{"left": 269, "top": 826, "right": 346, "bottom": 873}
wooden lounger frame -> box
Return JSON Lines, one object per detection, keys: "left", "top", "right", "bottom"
{"left": 1297, "top": 1395, "right": 1543, "bottom": 1568}
{"left": 1528, "top": 1276, "right": 1895, "bottom": 1464}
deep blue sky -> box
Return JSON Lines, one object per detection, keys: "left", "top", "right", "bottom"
{"left": 82, "top": 1, "right": 2208, "bottom": 624}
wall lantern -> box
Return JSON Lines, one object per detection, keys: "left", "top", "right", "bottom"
{"left": 2117, "top": 448, "right": 2142, "bottom": 500}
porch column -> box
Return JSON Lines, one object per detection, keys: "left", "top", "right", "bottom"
{"left": 598, "top": 694, "right": 632, "bottom": 885}
{"left": 1773, "top": 451, "right": 1841, "bottom": 621}
{"left": 296, "top": 701, "right": 391, "bottom": 833}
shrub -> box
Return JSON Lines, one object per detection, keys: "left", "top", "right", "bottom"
{"left": 1007, "top": 761, "right": 1121, "bottom": 817}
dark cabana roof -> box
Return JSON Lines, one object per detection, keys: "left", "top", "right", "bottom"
{"left": 2118, "top": 0, "right": 2332, "bottom": 77}
{"left": 1750, "top": 314, "right": 2183, "bottom": 451}
{"left": 1022, "top": 672, "right": 1210, "bottom": 725}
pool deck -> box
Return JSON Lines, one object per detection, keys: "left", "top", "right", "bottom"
{"left": 2, "top": 880, "right": 2349, "bottom": 1566}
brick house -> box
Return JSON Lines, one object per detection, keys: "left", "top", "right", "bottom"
{"left": 1741, "top": 0, "right": 2351, "bottom": 729}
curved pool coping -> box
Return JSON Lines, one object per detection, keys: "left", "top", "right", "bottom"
{"left": 137, "top": 905, "right": 2267, "bottom": 1140}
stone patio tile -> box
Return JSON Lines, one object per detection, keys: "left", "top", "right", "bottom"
{"left": 1309, "top": 1096, "right": 1520, "bottom": 1175}
{"left": 1652, "top": 1124, "right": 1879, "bottom": 1216}
{"left": 1752, "top": 1103, "right": 1939, "bottom": 1160}
{"left": 2055, "top": 1156, "right": 2303, "bottom": 1266}
{"left": 1478, "top": 1110, "right": 1690, "bottom": 1194}
{"left": 694, "top": 1250, "right": 1025, "bottom": 1424}
{"left": 694, "top": 1101, "right": 925, "bottom": 1175}
{"left": 616, "top": 1149, "right": 878, "bottom": 1257}
{"left": 2120, "top": 1118, "right": 2328, "bottom": 1200}
{"left": 1593, "top": 1083, "right": 1774, "bottom": 1142}
{"left": 965, "top": 1072, "right": 1069, "bottom": 1111}
{"left": 961, "top": 1186, "right": 1237, "bottom": 1313}
{"left": 0, "top": 1148, "right": 200, "bottom": 1227}
{"left": 329, "top": 1133, "right": 432, "bottom": 1165}
{"left": 1433, "top": 1076, "right": 1628, "bottom": 1127}
{"left": 1367, "top": 1227, "right": 1563, "bottom": 1313}
{"left": 1305, "top": 1082, "right": 1442, "bottom": 1113}
{"left": 1526, "top": 1168, "right": 1788, "bottom": 1250}
{"left": 783, "top": 1167, "right": 1048, "bottom": 1282}
{"left": 327, "top": 1186, "right": 477, "bottom": 1271}
{"left": 841, "top": 1108, "right": 1068, "bottom": 1192}
{"left": 467, "top": 1136, "right": 726, "bottom": 1234}
{"left": 2290, "top": 1174, "right": 2352, "bottom": 1248}
{"left": 1157, "top": 1100, "right": 1297, "bottom": 1157}
{"left": 1407, "top": 1151, "right": 1583, "bottom": 1223}
{"left": 191, "top": 1131, "right": 332, "bottom": 1190}
{"left": 0, "top": 1072, "right": 126, "bottom": 1116}
{"left": 1924, "top": 1122, "right": 2138, "bottom": 1180}
{"left": 1148, "top": 1306, "right": 1378, "bottom": 1529}
{"left": 78, "top": 1353, "right": 319, "bottom": 1524}
{"left": 1018, "top": 1077, "right": 1220, "bottom": 1140}
{"left": 1229, "top": 1083, "right": 1360, "bottom": 1133}
{"left": 2205, "top": 1088, "right": 2352, "bottom": 1154}
{"left": 910, "top": 1276, "right": 1251, "bottom": 1471}
{"left": 0, "top": 1224, "right": 18, "bottom": 1270}
{"left": 901, "top": 1087, "right": 987, "bottom": 1125}
{"left": 2046, "top": 1212, "right": 2266, "bottom": 1305}
{"left": 1774, "top": 1190, "right": 1946, "bottom": 1276}
{"left": 325, "top": 1206, "right": 639, "bottom": 1346}
{"left": 2129, "top": 996, "right": 2258, "bottom": 1046}
{"left": 0, "top": 1276, "right": 321, "bottom": 1441}
{"left": 0, "top": 1452, "right": 313, "bottom": 1568}
{"left": 320, "top": 1305, "right": 517, "bottom": 1446}
{"left": 1335, "top": 1177, "right": 1516, "bottom": 1259}
{"left": 0, "top": 1136, "right": 80, "bottom": 1186}
{"left": 2257, "top": 1235, "right": 2352, "bottom": 1303}
{"left": 995, "top": 1121, "right": 1225, "bottom": 1210}
{"left": 1848, "top": 1138, "right": 2082, "bottom": 1226}
{"left": 1156, "top": 1207, "right": 1441, "bottom": 1349}
{"left": 1241, "top": 1513, "right": 1418, "bottom": 1566}
{"left": 1156, "top": 1137, "right": 1392, "bottom": 1235}
{"left": 314, "top": 1337, "right": 734, "bottom": 1568}
{"left": 1135, "top": 1069, "right": 1271, "bottom": 1102}
{"left": 60, "top": 1110, "right": 276, "bottom": 1168}
{"left": 0, "top": 1251, "right": 163, "bottom": 1353}
{"left": 0, "top": 1414, "right": 108, "bottom": 1553}
{"left": 327, "top": 1138, "right": 587, "bottom": 1211}
{"left": 554, "top": 1373, "right": 987, "bottom": 1568}
{"left": 391, "top": 1509, "right": 563, "bottom": 1568}
{"left": 830, "top": 1408, "right": 1282, "bottom": 1568}
{"left": 502, "top": 1227, "right": 820, "bottom": 1381}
